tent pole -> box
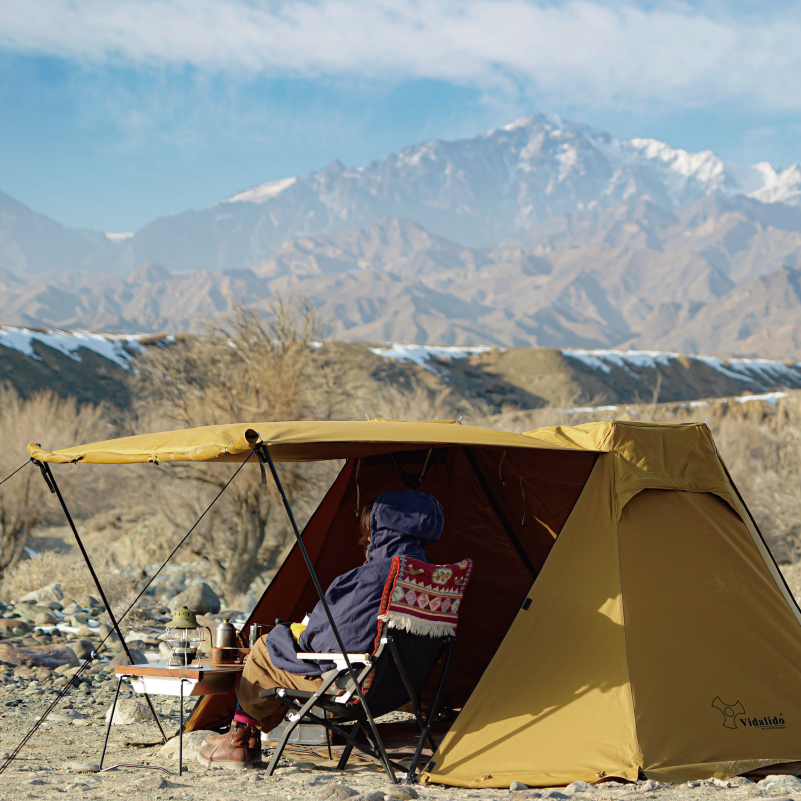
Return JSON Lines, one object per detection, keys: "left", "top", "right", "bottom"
{"left": 34, "top": 461, "right": 167, "bottom": 743}
{"left": 463, "top": 446, "right": 537, "bottom": 580}
{"left": 258, "top": 444, "right": 398, "bottom": 782}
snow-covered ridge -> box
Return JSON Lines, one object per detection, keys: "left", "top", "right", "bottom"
{"left": 369, "top": 343, "right": 801, "bottom": 392}
{"left": 562, "top": 349, "right": 801, "bottom": 390}
{"left": 370, "top": 343, "right": 495, "bottom": 371}
{"left": 0, "top": 327, "right": 154, "bottom": 369}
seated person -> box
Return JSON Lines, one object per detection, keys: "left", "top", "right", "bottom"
{"left": 199, "top": 489, "right": 445, "bottom": 769}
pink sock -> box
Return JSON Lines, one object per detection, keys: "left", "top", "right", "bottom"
{"left": 233, "top": 710, "right": 259, "bottom": 727}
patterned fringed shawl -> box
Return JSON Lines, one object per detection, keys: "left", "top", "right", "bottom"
{"left": 376, "top": 555, "right": 473, "bottom": 644}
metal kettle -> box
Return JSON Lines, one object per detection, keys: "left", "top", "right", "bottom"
{"left": 214, "top": 618, "right": 238, "bottom": 649}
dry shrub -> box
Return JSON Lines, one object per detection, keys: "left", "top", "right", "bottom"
{"left": 0, "top": 550, "right": 137, "bottom": 614}
{"left": 357, "top": 382, "right": 471, "bottom": 422}
{"left": 0, "top": 387, "right": 113, "bottom": 577}
{"left": 130, "top": 299, "right": 353, "bottom": 601}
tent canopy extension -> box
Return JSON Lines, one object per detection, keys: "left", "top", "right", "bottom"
{"left": 28, "top": 419, "right": 801, "bottom": 787}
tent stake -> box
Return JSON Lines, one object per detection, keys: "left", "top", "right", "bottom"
{"left": 463, "top": 446, "right": 537, "bottom": 580}
{"left": 258, "top": 444, "right": 398, "bottom": 782}
{"left": 35, "top": 461, "right": 167, "bottom": 743}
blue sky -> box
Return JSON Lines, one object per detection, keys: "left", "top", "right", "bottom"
{"left": 1, "top": 0, "right": 800, "bottom": 233}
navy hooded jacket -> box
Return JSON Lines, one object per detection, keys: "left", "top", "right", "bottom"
{"left": 266, "top": 489, "right": 444, "bottom": 677}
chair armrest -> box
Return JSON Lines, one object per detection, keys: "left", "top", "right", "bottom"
{"left": 295, "top": 652, "right": 371, "bottom": 663}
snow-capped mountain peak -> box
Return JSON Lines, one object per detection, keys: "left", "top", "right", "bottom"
{"left": 226, "top": 176, "right": 297, "bottom": 204}
{"left": 749, "top": 162, "right": 801, "bottom": 205}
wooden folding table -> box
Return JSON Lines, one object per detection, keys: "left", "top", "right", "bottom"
{"left": 101, "top": 661, "right": 245, "bottom": 776}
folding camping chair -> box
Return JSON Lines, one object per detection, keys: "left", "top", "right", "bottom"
{"left": 260, "top": 555, "right": 473, "bottom": 783}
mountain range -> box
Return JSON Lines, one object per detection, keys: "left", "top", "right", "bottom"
{"left": 2, "top": 113, "right": 801, "bottom": 358}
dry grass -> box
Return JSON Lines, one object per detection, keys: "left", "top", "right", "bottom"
{"left": 0, "top": 550, "right": 139, "bottom": 614}
{"left": 0, "top": 386, "right": 114, "bottom": 577}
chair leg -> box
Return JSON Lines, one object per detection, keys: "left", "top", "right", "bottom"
{"left": 265, "top": 708, "right": 302, "bottom": 777}
{"left": 264, "top": 677, "right": 339, "bottom": 776}
{"left": 405, "top": 638, "right": 455, "bottom": 784}
{"left": 361, "top": 720, "right": 397, "bottom": 783}
{"left": 337, "top": 722, "right": 360, "bottom": 770}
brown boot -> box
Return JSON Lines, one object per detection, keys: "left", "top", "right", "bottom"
{"left": 197, "top": 721, "right": 253, "bottom": 770}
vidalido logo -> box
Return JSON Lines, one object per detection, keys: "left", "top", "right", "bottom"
{"left": 712, "top": 697, "right": 785, "bottom": 730}
{"left": 712, "top": 697, "right": 746, "bottom": 729}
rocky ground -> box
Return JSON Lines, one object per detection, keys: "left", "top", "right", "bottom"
{"left": 2, "top": 574, "right": 801, "bottom": 801}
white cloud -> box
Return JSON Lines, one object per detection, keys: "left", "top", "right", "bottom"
{"left": 3, "top": 0, "right": 801, "bottom": 110}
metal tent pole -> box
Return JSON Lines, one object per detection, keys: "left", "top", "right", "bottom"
{"left": 35, "top": 461, "right": 167, "bottom": 742}
{"left": 258, "top": 444, "right": 398, "bottom": 782}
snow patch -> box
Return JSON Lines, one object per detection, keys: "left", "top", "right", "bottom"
{"left": 227, "top": 177, "right": 297, "bottom": 204}
{"left": 562, "top": 348, "right": 801, "bottom": 389}
{"left": 105, "top": 232, "right": 133, "bottom": 241}
{"left": 370, "top": 343, "right": 497, "bottom": 371}
{"left": 562, "top": 349, "right": 678, "bottom": 375}
{"left": 0, "top": 326, "right": 149, "bottom": 370}
{"left": 734, "top": 391, "right": 787, "bottom": 406}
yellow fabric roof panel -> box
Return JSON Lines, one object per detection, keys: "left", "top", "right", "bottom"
{"left": 28, "top": 419, "right": 589, "bottom": 465}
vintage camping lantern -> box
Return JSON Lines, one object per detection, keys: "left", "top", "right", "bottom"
{"left": 159, "top": 607, "right": 209, "bottom": 666}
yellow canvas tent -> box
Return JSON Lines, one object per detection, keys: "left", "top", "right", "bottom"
{"left": 422, "top": 421, "right": 801, "bottom": 787}
{"left": 28, "top": 419, "right": 801, "bottom": 787}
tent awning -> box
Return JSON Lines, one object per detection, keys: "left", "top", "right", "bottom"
{"left": 28, "top": 419, "right": 592, "bottom": 465}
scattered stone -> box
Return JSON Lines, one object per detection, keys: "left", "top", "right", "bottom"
{"left": 68, "top": 640, "right": 95, "bottom": 661}
{"left": 311, "top": 783, "right": 359, "bottom": 800}
{"left": 25, "top": 778, "right": 46, "bottom": 785}
{"left": 565, "top": 781, "right": 595, "bottom": 794}
{"left": 637, "top": 780, "right": 663, "bottom": 792}
{"left": 108, "top": 648, "right": 148, "bottom": 666}
{"left": 34, "top": 610, "right": 58, "bottom": 626}
{"left": 20, "top": 583, "right": 63, "bottom": 605}
{"left": 105, "top": 697, "right": 150, "bottom": 725}
{"left": 75, "top": 595, "right": 100, "bottom": 610}
{"left": 543, "top": 792, "right": 569, "bottom": 800}
{"left": 0, "top": 643, "right": 79, "bottom": 668}
{"left": 382, "top": 786, "right": 418, "bottom": 800}
{"left": 62, "top": 761, "right": 99, "bottom": 773}
{"left": 159, "top": 730, "right": 211, "bottom": 761}
{"left": 352, "top": 793, "right": 385, "bottom": 801}
{"left": 48, "top": 710, "right": 89, "bottom": 723}
{"left": 0, "top": 618, "right": 30, "bottom": 633}
{"left": 756, "top": 775, "right": 801, "bottom": 794}
{"left": 95, "top": 623, "right": 117, "bottom": 640}
{"left": 169, "top": 582, "right": 221, "bottom": 615}
{"left": 127, "top": 774, "right": 170, "bottom": 789}
{"left": 511, "top": 783, "right": 529, "bottom": 792}
{"left": 61, "top": 602, "right": 83, "bottom": 616}
{"left": 15, "top": 604, "right": 53, "bottom": 623}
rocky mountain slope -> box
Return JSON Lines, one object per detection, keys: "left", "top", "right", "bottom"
{"left": 2, "top": 196, "right": 801, "bottom": 357}
{"left": 0, "top": 190, "right": 114, "bottom": 275}
{"left": 3, "top": 114, "right": 801, "bottom": 278}
{"left": 2, "top": 114, "right": 801, "bottom": 357}
{"left": 116, "top": 115, "right": 801, "bottom": 273}
{"left": 4, "top": 326, "right": 800, "bottom": 412}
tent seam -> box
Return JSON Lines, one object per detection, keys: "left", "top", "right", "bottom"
{"left": 613, "top": 451, "right": 645, "bottom": 775}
